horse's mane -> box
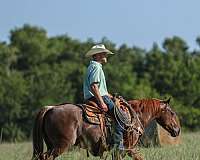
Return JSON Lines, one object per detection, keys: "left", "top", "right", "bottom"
{"left": 128, "top": 98, "right": 161, "bottom": 114}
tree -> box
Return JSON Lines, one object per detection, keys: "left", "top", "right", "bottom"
{"left": 10, "top": 24, "right": 48, "bottom": 71}
{"left": 1, "top": 25, "right": 200, "bottom": 141}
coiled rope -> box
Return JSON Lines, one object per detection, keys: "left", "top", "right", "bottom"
{"left": 113, "top": 96, "right": 144, "bottom": 133}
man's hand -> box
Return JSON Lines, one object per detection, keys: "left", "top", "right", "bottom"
{"left": 99, "top": 101, "right": 108, "bottom": 112}
{"left": 108, "top": 93, "right": 113, "bottom": 99}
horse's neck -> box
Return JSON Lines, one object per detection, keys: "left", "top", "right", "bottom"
{"left": 142, "top": 104, "right": 161, "bottom": 128}
{"left": 130, "top": 99, "right": 160, "bottom": 128}
{"left": 139, "top": 111, "right": 156, "bottom": 128}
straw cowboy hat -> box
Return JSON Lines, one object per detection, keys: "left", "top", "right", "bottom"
{"left": 85, "top": 44, "right": 114, "bottom": 57}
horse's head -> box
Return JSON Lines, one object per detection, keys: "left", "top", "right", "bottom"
{"left": 156, "top": 98, "right": 180, "bottom": 137}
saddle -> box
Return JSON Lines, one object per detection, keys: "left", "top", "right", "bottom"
{"left": 78, "top": 100, "right": 111, "bottom": 126}
{"left": 77, "top": 95, "right": 133, "bottom": 149}
{"left": 79, "top": 96, "right": 132, "bottom": 125}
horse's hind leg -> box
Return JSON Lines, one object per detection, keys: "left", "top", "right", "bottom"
{"left": 45, "top": 145, "right": 69, "bottom": 160}
{"left": 47, "top": 130, "right": 77, "bottom": 160}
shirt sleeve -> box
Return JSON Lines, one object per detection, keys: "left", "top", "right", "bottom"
{"left": 88, "top": 66, "right": 101, "bottom": 85}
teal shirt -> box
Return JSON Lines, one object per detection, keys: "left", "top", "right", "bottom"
{"left": 83, "top": 60, "right": 108, "bottom": 100}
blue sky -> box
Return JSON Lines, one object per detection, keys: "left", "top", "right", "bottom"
{"left": 1, "top": 0, "right": 200, "bottom": 50}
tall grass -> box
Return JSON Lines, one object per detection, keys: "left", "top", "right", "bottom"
{"left": 0, "top": 132, "right": 199, "bottom": 160}
{"left": 140, "top": 132, "right": 200, "bottom": 160}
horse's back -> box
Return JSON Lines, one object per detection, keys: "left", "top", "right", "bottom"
{"left": 45, "top": 103, "right": 82, "bottom": 120}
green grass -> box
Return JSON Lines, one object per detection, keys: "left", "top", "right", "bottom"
{"left": 140, "top": 132, "right": 200, "bottom": 160}
{"left": 0, "top": 132, "right": 199, "bottom": 160}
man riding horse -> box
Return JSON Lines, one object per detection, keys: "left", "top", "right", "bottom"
{"left": 83, "top": 44, "right": 124, "bottom": 150}
{"left": 32, "top": 47, "right": 180, "bottom": 159}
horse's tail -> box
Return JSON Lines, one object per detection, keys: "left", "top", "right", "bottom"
{"left": 32, "top": 106, "right": 54, "bottom": 159}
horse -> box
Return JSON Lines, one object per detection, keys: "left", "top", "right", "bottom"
{"left": 31, "top": 98, "right": 142, "bottom": 160}
{"left": 75, "top": 97, "right": 180, "bottom": 160}
{"left": 32, "top": 97, "right": 180, "bottom": 160}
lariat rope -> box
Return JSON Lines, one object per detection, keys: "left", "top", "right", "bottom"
{"left": 113, "top": 96, "right": 144, "bottom": 133}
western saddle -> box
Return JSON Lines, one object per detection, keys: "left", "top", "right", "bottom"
{"left": 77, "top": 95, "right": 133, "bottom": 148}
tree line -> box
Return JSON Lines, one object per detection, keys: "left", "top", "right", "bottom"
{"left": 0, "top": 24, "right": 200, "bottom": 142}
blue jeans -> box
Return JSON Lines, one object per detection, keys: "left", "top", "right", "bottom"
{"left": 102, "top": 95, "right": 124, "bottom": 148}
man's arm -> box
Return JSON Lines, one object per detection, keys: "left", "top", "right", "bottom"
{"left": 90, "top": 83, "right": 108, "bottom": 112}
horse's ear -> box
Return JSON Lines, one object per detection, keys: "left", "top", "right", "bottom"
{"left": 161, "top": 97, "right": 171, "bottom": 104}
{"left": 160, "top": 97, "right": 171, "bottom": 110}
{"left": 165, "top": 97, "right": 171, "bottom": 104}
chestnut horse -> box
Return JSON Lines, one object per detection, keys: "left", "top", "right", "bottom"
{"left": 75, "top": 97, "right": 180, "bottom": 160}
{"left": 32, "top": 97, "right": 180, "bottom": 160}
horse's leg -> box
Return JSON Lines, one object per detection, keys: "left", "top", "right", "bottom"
{"left": 45, "top": 129, "right": 78, "bottom": 160}
{"left": 43, "top": 133, "right": 54, "bottom": 160}
{"left": 38, "top": 141, "right": 71, "bottom": 160}
{"left": 33, "top": 129, "right": 54, "bottom": 160}
{"left": 49, "top": 145, "right": 69, "bottom": 160}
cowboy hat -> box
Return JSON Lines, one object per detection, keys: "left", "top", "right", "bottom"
{"left": 85, "top": 44, "right": 114, "bottom": 57}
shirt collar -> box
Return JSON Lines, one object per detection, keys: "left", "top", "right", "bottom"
{"left": 90, "top": 60, "right": 102, "bottom": 67}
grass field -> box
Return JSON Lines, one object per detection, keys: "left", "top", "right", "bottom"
{"left": 0, "top": 132, "right": 200, "bottom": 160}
